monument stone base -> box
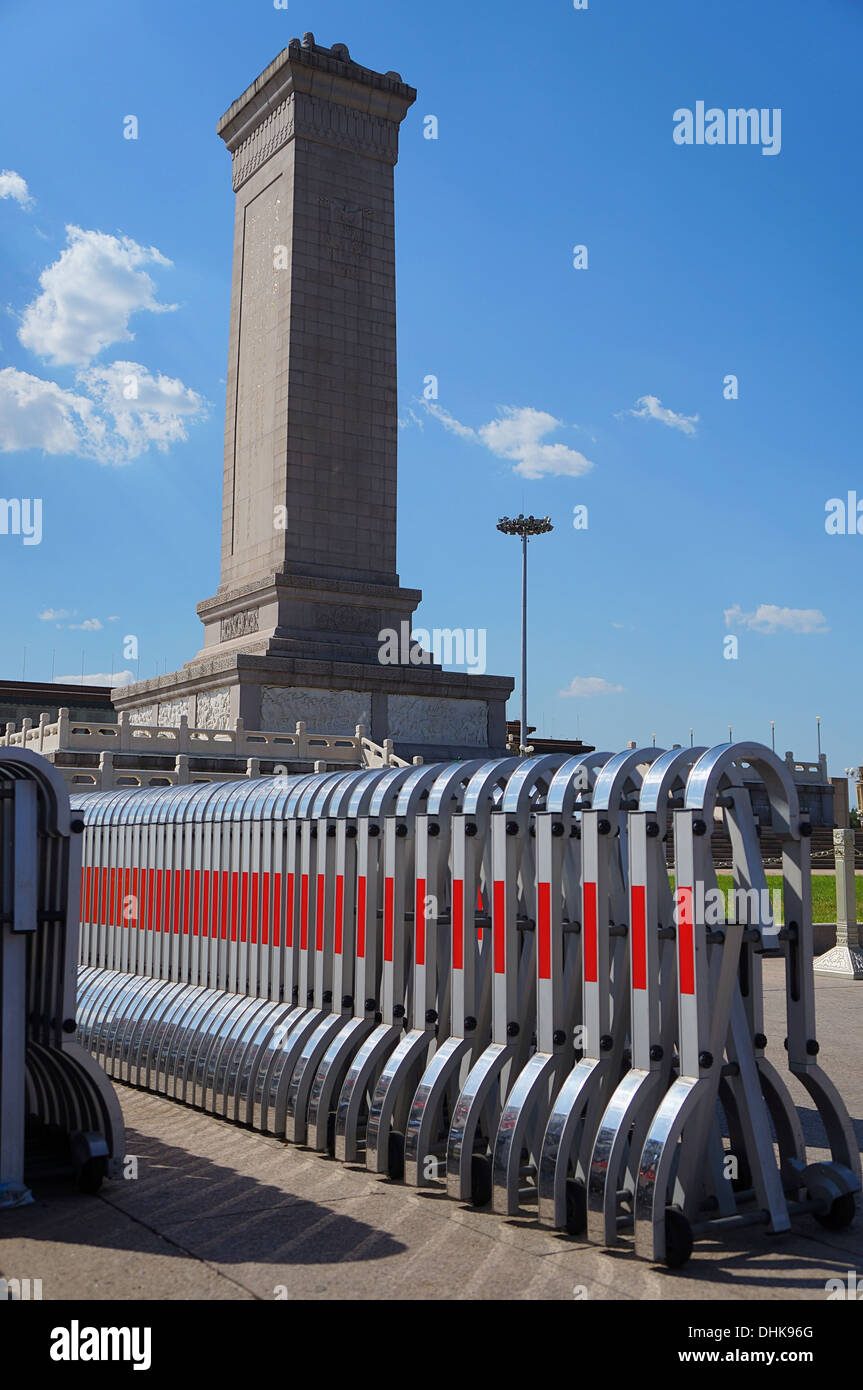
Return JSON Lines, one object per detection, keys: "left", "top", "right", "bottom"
{"left": 113, "top": 644, "right": 513, "bottom": 762}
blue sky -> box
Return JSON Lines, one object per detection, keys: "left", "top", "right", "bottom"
{"left": 0, "top": 0, "right": 860, "bottom": 793}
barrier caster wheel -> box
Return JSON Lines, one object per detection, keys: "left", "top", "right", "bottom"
{"left": 76, "top": 1157, "right": 107, "bottom": 1195}
{"left": 565, "top": 1179, "right": 586, "bottom": 1236}
{"left": 470, "top": 1153, "right": 492, "bottom": 1207}
{"left": 663, "top": 1208, "right": 693, "bottom": 1268}
{"left": 388, "top": 1130, "right": 405, "bottom": 1181}
{"left": 814, "top": 1193, "right": 856, "bottom": 1231}
{"left": 326, "top": 1110, "right": 336, "bottom": 1156}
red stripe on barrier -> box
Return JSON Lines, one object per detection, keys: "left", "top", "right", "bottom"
{"left": 101, "top": 867, "right": 109, "bottom": 927}
{"left": 631, "top": 884, "right": 647, "bottom": 991}
{"left": 193, "top": 869, "right": 201, "bottom": 938}
{"left": 183, "top": 869, "right": 191, "bottom": 936}
{"left": 583, "top": 881, "right": 598, "bottom": 983}
{"left": 262, "top": 874, "right": 270, "bottom": 947}
{"left": 124, "top": 868, "right": 132, "bottom": 928}
{"left": 493, "top": 880, "right": 506, "bottom": 975}
{"left": 251, "top": 872, "right": 259, "bottom": 946}
{"left": 384, "top": 877, "right": 394, "bottom": 963}
{"left": 334, "top": 875, "right": 344, "bottom": 956}
{"left": 415, "top": 878, "right": 426, "bottom": 966}
{"left": 85, "top": 866, "right": 92, "bottom": 924}
{"left": 316, "top": 873, "right": 325, "bottom": 952}
{"left": 273, "top": 875, "right": 282, "bottom": 949}
{"left": 80, "top": 866, "right": 85, "bottom": 922}
{"left": 537, "top": 880, "right": 551, "bottom": 980}
{"left": 147, "top": 869, "right": 155, "bottom": 932}
{"left": 300, "top": 874, "right": 309, "bottom": 951}
{"left": 677, "top": 886, "right": 695, "bottom": 995}
{"left": 356, "top": 876, "right": 366, "bottom": 958}
{"left": 452, "top": 879, "right": 464, "bottom": 971}
{"left": 240, "top": 871, "right": 248, "bottom": 944}
{"left": 285, "top": 872, "right": 294, "bottom": 948}
{"left": 231, "top": 873, "right": 239, "bottom": 944}
{"left": 202, "top": 870, "right": 210, "bottom": 940}
{"left": 131, "top": 868, "right": 139, "bottom": 927}
{"left": 220, "top": 870, "right": 228, "bottom": 940}
{"left": 164, "top": 870, "right": 173, "bottom": 935}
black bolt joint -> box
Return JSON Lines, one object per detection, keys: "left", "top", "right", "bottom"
{"left": 698, "top": 1050, "right": 714, "bottom": 1069}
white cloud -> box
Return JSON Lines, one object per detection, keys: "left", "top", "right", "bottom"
{"left": 37, "top": 607, "right": 75, "bottom": 622}
{"left": 724, "top": 603, "right": 829, "bottom": 635}
{"left": 424, "top": 402, "right": 595, "bottom": 479}
{"left": 77, "top": 361, "right": 208, "bottom": 460}
{"left": 625, "top": 394, "right": 698, "bottom": 436}
{"left": 107, "top": 615, "right": 120, "bottom": 622}
{"left": 0, "top": 170, "right": 33, "bottom": 209}
{"left": 0, "top": 362, "right": 207, "bottom": 465}
{"left": 0, "top": 368, "right": 106, "bottom": 455}
{"left": 559, "top": 676, "right": 625, "bottom": 697}
{"left": 68, "top": 617, "right": 103, "bottom": 631}
{"left": 18, "top": 226, "right": 176, "bottom": 367}
{"left": 54, "top": 670, "right": 135, "bottom": 687}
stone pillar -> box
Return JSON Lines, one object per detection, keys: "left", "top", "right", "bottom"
{"left": 814, "top": 828, "right": 863, "bottom": 978}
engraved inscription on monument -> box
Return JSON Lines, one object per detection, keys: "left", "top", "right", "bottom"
{"left": 320, "top": 196, "right": 369, "bottom": 278}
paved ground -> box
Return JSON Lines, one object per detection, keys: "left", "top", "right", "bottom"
{"left": 3, "top": 962, "right": 863, "bottom": 1302}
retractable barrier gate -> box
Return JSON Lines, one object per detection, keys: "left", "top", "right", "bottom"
{"left": 73, "top": 741, "right": 860, "bottom": 1265}
{"left": 1, "top": 749, "right": 123, "bottom": 1205}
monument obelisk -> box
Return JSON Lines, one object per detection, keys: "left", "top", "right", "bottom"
{"left": 115, "top": 35, "right": 513, "bottom": 756}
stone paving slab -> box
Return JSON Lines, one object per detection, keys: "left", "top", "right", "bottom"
{"left": 2, "top": 963, "right": 862, "bottom": 1301}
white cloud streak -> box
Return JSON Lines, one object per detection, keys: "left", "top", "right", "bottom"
{"left": 625, "top": 394, "right": 698, "bottom": 436}
{"left": 559, "top": 676, "right": 625, "bottom": 698}
{"left": 724, "top": 604, "right": 829, "bottom": 635}
{"left": 54, "top": 670, "right": 135, "bottom": 687}
{"left": 423, "top": 403, "right": 595, "bottom": 479}
{"left": 0, "top": 170, "right": 33, "bottom": 209}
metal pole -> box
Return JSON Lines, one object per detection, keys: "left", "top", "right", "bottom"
{"left": 770, "top": 720, "right": 775, "bottom": 752}
{"left": 521, "top": 532, "right": 528, "bottom": 753}
{"left": 817, "top": 716, "right": 822, "bottom": 759}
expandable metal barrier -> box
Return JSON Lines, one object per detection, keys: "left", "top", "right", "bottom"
{"left": 74, "top": 743, "right": 860, "bottom": 1265}
{"left": 0, "top": 749, "right": 123, "bottom": 1206}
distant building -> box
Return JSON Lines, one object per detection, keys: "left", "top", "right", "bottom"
{"left": 0, "top": 680, "right": 115, "bottom": 731}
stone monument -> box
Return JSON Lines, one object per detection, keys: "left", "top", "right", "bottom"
{"left": 114, "top": 35, "right": 513, "bottom": 758}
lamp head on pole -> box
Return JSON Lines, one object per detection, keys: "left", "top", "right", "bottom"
{"left": 496, "top": 514, "right": 554, "bottom": 538}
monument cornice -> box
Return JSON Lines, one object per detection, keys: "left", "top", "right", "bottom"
{"left": 197, "top": 572, "right": 423, "bottom": 619}
{"left": 219, "top": 36, "right": 416, "bottom": 187}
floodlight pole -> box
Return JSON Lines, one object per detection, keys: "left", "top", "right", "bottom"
{"left": 496, "top": 513, "right": 553, "bottom": 755}
{"left": 521, "top": 530, "right": 528, "bottom": 759}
